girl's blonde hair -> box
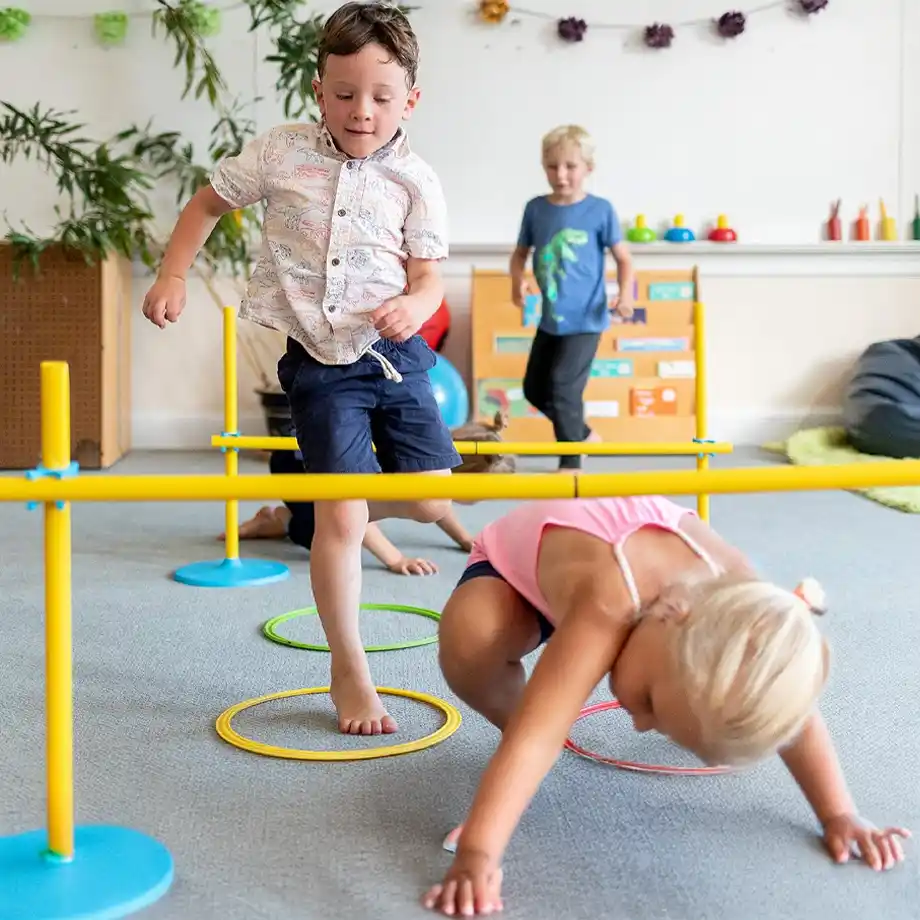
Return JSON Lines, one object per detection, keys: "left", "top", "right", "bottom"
{"left": 652, "top": 571, "right": 828, "bottom": 766}
{"left": 541, "top": 125, "right": 596, "bottom": 169}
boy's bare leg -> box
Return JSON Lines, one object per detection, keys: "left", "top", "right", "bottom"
{"left": 311, "top": 497, "right": 397, "bottom": 735}
{"left": 366, "top": 468, "right": 453, "bottom": 525}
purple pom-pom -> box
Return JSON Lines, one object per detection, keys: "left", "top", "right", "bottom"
{"left": 557, "top": 16, "right": 587, "bottom": 43}
{"left": 799, "top": 0, "right": 828, "bottom": 13}
{"left": 644, "top": 22, "right": 674, "bottom": 49}
{"left": 716, "top": 11, "right": 745, "bottom": 38}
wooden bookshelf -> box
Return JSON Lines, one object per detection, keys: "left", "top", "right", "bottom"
{"left": 470, "top": 266, "right": 703, "bottom": 442}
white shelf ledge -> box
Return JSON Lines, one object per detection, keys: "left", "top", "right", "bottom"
{"left": 451, "top": 242, "right": 920, "bottom": 256}
{"left": 445, "top": 241, "right": 920, "bottom": 278}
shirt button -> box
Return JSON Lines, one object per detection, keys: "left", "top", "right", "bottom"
{"left": 338, "top": 208, "right": 346, "bottom": 216}
{"left": 346, "top": 161, "right": 354, "bottom": 169}
{"left": 328, "top": 305, "right": 336, "bottom": 313}
{"left": 331, "top": 257, "right": 340, "bottom": 266}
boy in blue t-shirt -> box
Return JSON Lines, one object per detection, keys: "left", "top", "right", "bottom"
{"left": 510, "top": 125, "right": 634, "bottom": 470}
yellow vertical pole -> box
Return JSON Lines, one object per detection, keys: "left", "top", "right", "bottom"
{"left": 41, "top": 361, "right": 74, "bottom": 861}
{"left": 223, "top": 306, "right": 240, "bottom": 562}
{"left": 694, "top": 300, "right": 710, "bottom": 522}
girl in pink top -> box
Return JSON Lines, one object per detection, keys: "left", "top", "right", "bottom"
{"left": 423, "top": 496, "right": 910, "bottom": 916}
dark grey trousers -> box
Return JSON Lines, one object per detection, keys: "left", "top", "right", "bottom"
{"left": 523, "top": 329, "right": 600, "bottom": 469}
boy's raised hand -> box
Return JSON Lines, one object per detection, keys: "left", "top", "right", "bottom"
{"left": 822, "top": 814, "right": 910, "bottom": 871}
{"left": 142, "top": 275, "right": 187, "bottom": 329}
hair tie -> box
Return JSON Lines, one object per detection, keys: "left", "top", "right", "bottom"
{"left": 793, "top": 577, "right": 827, "bottom": 615}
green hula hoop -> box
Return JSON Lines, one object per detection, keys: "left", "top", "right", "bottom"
{"left": 263, "top": 603, "right": 441, "bottom": 652}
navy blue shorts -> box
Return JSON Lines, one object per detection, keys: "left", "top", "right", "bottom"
{"left": 277, "top": 336, "right": 462, "bottom": 475}
{"left": 269, "top": 449, "right": 316, "bottom": 550}
{"left": 456, "top": 560, "right": 555, "bottom": 646}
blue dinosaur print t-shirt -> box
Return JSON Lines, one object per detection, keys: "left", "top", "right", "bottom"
{"left": 517, "top": 194, "right": 622, "bottom": 336}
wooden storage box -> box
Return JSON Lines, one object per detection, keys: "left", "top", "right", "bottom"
{"left": 470, "top": 266, "right": 701, "bottom": 442}
{"left": 0, "top": 244, "right": 132, "bottom": 469}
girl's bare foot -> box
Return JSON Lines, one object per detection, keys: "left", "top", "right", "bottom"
{"left": 218, "top": 505, "right": 290, "bottom": 541}
{"left": 330, "top": 669, "right": 398, "bottom": 735}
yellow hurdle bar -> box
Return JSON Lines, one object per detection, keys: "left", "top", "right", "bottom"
{"left": 223, "top": 306, "right": 240, "bottom": 562}
{"left": 40, "top": 362, "right": 75, "bottom": 861}
{"left": 5, "top": 461, "right": 920, "bottom": 503}
{"left": 209, "top": 434, "right": 735, "bottom": 457}
{"left": 694, "top": 300, "right": 710, "bottom": 522}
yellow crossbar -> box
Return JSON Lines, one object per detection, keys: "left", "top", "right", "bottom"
{"left": 209, "top": 435, "right": 734, "bottom": 456}
{"left": 5, "top": 462, "right": 920, "bottom": 504}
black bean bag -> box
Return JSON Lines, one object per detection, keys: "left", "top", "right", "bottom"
{"left": 842, "top": 336, "right": 920, "bottom": 459}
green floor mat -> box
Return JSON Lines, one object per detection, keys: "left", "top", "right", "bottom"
{"left": 763, "top": 426, "right": 920, "bottom": 513}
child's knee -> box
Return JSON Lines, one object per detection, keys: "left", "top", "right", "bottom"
{"left": 412, "top": 498, "right": 451, "bottom": 524}
{"left": 437, "top": 629, "right": 476, "bottom": 690}
{"left": 314, "top": 500, "right": 368, "bottom": 541}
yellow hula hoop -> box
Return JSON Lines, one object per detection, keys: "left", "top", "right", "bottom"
{"left": 215, "top": 686, "right": 462, "bottom": 762}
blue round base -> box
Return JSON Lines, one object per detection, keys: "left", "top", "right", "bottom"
{"left": 173, "top": 557, "right": 290, "bottom": 588}
{"left": 0, "top": 825, "right": 173, "bottom": 920}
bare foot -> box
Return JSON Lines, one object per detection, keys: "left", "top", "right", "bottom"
{"left": 218, "top": 505, "right": 290, "bottom": 541}
{"left": 330, "top": 672, "right": 398, "bottom": 735}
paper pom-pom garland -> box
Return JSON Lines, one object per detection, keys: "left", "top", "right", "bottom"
{"left": 0, "top": 2, "right": 832, "bottom": 50}
{"left": 187, "top": 1, "right": 222, "bottom": 37}
{"left": 478, "top": 0, "right": 510, "bottom": 24}
{"left": 644, "top": 23, "right": 674, "bottom": 50}
{"left": 557, "top": 17, "right": 587, "bottom": 42}
{"left": 94, "top": 12, "right": 129, "bottom": 46}
{"left": 716, "top": 11, "right": 746, "bottom": 38}
{"left": 0, "top": 7, "right": 30, "bottom": 42}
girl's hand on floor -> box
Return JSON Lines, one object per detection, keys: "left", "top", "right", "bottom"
{"left": 822, "top": 813, "right": 911, "bottom": 870}
{"left": 423, "top": 852, "right": 503, "bottom": 916}
{"left": 387, "top": 556, "right": 438, "bottom": 576}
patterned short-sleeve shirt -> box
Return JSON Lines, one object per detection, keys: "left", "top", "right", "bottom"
{"left": 210, "top": 122, "right": 449, "bottom": 366}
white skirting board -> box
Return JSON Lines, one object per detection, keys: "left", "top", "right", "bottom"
{"left": 131, "top": 409, "right": 842, "bottom": 452}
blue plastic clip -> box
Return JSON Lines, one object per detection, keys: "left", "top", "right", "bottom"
{"left": 693, "top": 437, "right": 716, "bottom": 459}
{"left": 25, "top": 461, "right": 80, "bottom": 510}
{"left": 220, "top": 431, "right": 240, "bottom": 454}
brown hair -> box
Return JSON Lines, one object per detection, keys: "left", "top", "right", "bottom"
{"left": 318, "top": 2, "right": 420, "bottom": 87}
{"left": 451, "top": 411, "right": 517, "bottom": 475}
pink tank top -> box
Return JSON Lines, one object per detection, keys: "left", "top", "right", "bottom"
{"left": 467, "top": 496, "right": 717, "bottom": 624}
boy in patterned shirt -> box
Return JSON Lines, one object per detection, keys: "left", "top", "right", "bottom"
{"left": 142, "top": 1, "right": 460, "bottom": 736}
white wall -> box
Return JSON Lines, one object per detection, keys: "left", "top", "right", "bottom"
{"left": 2, "top": 1, "right": 920, "bottom": 449}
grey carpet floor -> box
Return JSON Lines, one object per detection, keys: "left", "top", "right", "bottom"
{"left": 1, "top": 448, "right": 918, "bottom": 920}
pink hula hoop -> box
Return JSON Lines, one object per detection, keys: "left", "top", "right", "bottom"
{"left": 563, "top": 700, "right": 734, "bottom": 776}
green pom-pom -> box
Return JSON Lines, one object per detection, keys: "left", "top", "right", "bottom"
{"left": 94, "top": 12, "right": 129, "bottom": 46}
{"left": 189, "top": 2, "right": 221, "bottom": 38}
{"left": 0, "top": 7, "right": 31, "bottom": 42}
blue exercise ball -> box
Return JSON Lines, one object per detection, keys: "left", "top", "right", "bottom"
{"left": 427, "top": 354, "right": 469, "bottom": 429}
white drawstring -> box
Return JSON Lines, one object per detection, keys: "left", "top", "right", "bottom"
{"left": 367, "top": 346, "right": 403, "bottom": 383}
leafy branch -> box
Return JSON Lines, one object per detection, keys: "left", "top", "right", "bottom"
{"left": 152, "top": 0, "right": 226, "bottom": 106}
{"left": 0, "top": 103, "right": 156, "bottom": 275}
